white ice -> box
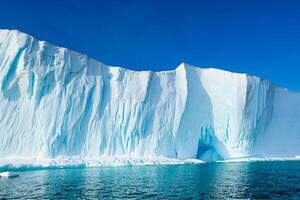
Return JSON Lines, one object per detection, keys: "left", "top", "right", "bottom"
{"left": 0, "top": 171, "right": 19, "bottom": 178}
{"left": 0, "top": 29, "right": 300, "bottom": 168}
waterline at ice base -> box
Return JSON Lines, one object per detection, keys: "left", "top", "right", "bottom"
{"left": 0, "top": 29, "right": 300, "bottom": 168}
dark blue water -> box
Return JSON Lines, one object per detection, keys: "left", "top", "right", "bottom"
{"left": 1, "top": 161, "right": 300, "bottom": 199}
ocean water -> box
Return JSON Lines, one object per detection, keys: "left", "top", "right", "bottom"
{"left": 1, "top": 161, "right": 300, "bottom": 199}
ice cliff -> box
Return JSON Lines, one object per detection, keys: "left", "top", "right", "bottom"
{"left": 0, "top": 29, "right": 300, "bottom": 162}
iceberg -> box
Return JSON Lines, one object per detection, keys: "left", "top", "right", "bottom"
{"left": 0, "top": 171, "right": 19, "bottom": 178}
{"left": 0, "top": 29, "right": 300, "bottom": 167}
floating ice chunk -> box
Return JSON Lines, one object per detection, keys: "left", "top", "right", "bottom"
{"left": 0, "top": 171, "right": 19, "bottom": 178}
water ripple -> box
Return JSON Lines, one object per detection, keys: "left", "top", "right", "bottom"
{"left": 1, "top": 161, "right": 300, "bottom": 199}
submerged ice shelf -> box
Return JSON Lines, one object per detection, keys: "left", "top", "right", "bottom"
{"left": 0, "top": 29, "right": 300, "bottom": 167}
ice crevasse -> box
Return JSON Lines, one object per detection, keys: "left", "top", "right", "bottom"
{"left": 0, "top": 29, "right": 300, "bottom": 163}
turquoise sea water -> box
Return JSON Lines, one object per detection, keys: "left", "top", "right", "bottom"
{"left": 1, "top": 161, "right": 300, "bottom": 199}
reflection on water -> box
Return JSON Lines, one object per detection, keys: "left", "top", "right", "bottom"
{"left": 1, "top": 161, "right": 300, "bottom": 199}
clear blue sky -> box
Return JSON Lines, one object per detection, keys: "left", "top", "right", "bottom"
{"left": 1, "top": 0, "right": 300, "bottom": 90}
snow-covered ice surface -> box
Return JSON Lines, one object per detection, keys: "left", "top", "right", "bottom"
{"left": 0, "top": 29, "right": 300, "bottom": 169}
{"left": 0, "top": 156, "right": 204, "bottom": 171}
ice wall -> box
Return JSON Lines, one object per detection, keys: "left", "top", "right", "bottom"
{"left": 0, "top": 29, "right": 299, "bottom": 161}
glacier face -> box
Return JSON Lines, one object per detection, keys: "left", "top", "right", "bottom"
{"left": 0, "top": 29, "right": 300, "bottom": 162}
